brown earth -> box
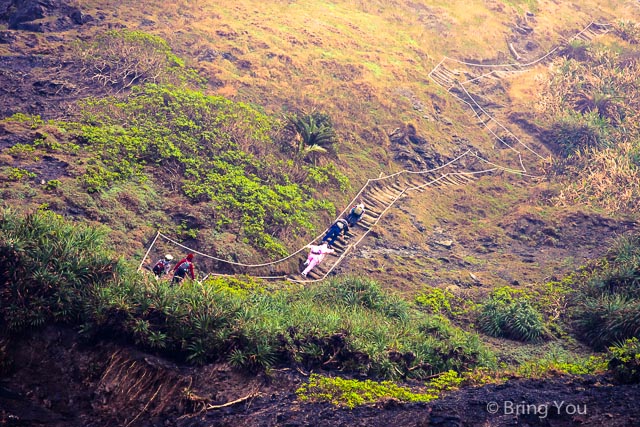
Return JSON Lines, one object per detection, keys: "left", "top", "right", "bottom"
{"left": 2, "top": 327, "right": 640, "bottom": 427}
{"left": 1, "top": 1, "right": 640, "bottom": 426}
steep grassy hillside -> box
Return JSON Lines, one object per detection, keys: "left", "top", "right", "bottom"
{"left": 1, "top": 0, "right": 640, "bottom": 424}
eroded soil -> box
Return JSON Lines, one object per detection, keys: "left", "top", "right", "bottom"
{"left": 1, "top": 1, "right": 640, "bottom": 426}
{"left": 2, "top": 327, "right": 639, "bottom": 427}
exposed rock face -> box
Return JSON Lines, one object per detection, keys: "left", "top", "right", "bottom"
{"left": 389, "top": 123, "right": 444, "bottom": 170}
{"left": 0, "top": 0, "right": 92, "bottom": 32}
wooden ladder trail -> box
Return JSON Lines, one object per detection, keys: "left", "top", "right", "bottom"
{"left": 294, "top": 169, "right": 480, "bottom": 282}
{"left": 146, "top": 151, "right": 489, "bottom": 283}
{"left": 427, "top": 21, "right": 613, "bottom": 164}
{"left": 429, "top": 21, "right": 611, "bottom": 91}
{"left": 570, "top": 22, "right": 610, "bottom": 43}
{"left": 428, "top": 64, "right": 459, "bottom": 90}
{"left": 145, "top": 21, "right": 613, "bottom": 283}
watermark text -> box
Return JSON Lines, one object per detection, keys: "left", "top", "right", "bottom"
{"left": 486, "top": 400, "right": 587, "bottom": 419}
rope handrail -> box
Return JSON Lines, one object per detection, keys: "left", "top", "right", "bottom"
{"left": 138, "top": 231, "right": 160, "bottom": 272}
{"left": 140, "top": 18, "right": 611, "bottom": 281}
{"left": 440, "top": 21, "right": 610, "bottom": 69}
{"left": 152, "top": 165, "right": 503, "bottom": 275}
{"left": 152, "top": 151, "right": 475, "bottom": 269}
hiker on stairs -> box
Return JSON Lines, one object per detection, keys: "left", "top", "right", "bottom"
{"left": 301, "top": 242, "right": 335, "bottom": 277}
{"left": 322, "top": 218, "right": 350, "bottom": 248}
{"left": 152, "top": 254, "right": 173, "bottom": 277}
{"left": 346, "top": 203, "right": 366, "bottom": 227}
{"left": 172, "top": 253, "right": 195, "bottom": 284}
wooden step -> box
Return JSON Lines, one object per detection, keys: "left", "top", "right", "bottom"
{"left": 476, "top": 113, "right": 493, "bottom": 126}
{"left": 363, "top": 193, "right": 388, "bottom": 207}
{"left": 358, "top": 220, "right": 374, "bottom": 229}
{"left": 365, "top": 192, "right": 393, "bottom": 206}
{"left": 451, "top": 173, "right": 476, "bottom": 184}
{"left": 360, "top": 198, "right": 384, "bottom": 214}
{"left": 368, "top": 186, "right": 398, "bottom": 200}
{"left": 430, "top": 72, "right": 454, "bottom": 88}
{"left": 575, "top": 33, "right": 591, "bottom": 42}
{"left": 360, "top": 210, "right": 379, "bottom": 220}
{"left": 306, "top": 269, "right": 323, "bottom": 280}
{"left": 361, "top": 193, "right": 385, "bottom": 206}
{"left": 329, "top": 240, "right": 347, "bottom": 251}
{"left": 442, "top": 174, "right": 463, "bottom": 186}
{"left": 434, "top": 68, "right": 455, "bottom": 81}
{"left": 405, "top": 177, "right": 433, "bottom": 189}
{"left": 387, "top": 183, "right": 406, "bottom": 193}
{"left": 372, "top": 189, "right": 401, "bottom": 202}
{"left": 440, "top": 67, "right": 457, "bottom": 78}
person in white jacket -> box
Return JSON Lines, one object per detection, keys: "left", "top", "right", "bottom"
{"left": 301, "top": 242, "right": 335, "bottom": 277}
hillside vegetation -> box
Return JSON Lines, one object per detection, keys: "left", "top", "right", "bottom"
{"left": 1, "top": 0, "right": 640, "bottom": 423}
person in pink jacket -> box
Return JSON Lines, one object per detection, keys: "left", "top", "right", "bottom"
{"left": 301, "top": 242, "right": 335, "bottom": 277}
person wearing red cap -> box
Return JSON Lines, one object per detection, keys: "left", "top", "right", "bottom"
{"left": 172, "top": 253, "right": 195, "bottom": 284}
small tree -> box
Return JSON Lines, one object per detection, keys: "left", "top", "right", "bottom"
{"left": 286, "top": 111, "right": 337, "bottom": 164}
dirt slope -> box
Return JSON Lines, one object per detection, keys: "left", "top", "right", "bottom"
{"left": 2, "top": 1, "right": 640, "bottom": 426}
{"left": 2, "top": 327, "right": 639, "bottom": 427}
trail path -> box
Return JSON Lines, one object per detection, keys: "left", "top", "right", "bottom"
{"left": 140, "top": 21, "right": 610, "bottom": 283}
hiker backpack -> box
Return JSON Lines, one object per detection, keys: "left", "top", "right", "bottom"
{"left": 353, "top": 205, "right": 364, "bottom": 216}
{"left": 176, "top": 261, "right": 191, "bottom": 275}
{"left": 336, "top": 219, "right": 347, "bottom": 229}
{"left": 152, "top": 260, "right": 166, "bottom": 274}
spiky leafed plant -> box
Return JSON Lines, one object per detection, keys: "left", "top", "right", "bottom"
{"left": 615, "top": 19, "right": 640, "bottom": 44}
{"left": 478, "top": 290, "right": 544, "bottom": 342}
{"left": 549, "top": 112, "right": 609, "bottom": 156}
{"left": 558, "top": 39, "right": 590, "bottom": 61}
{"left": 573, "top": 90, "right": 623, "bottom": 123}
{"left": 287, "top": 111, "right": 337, "bottom": 164}
{"left": 0, "top": 209, "right": 115, "bottom": 332}
{"left": 574, "top": 294, "right": 640, "bottom": 350}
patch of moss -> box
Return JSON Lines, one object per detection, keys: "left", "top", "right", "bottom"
{"left": 297, "top": 370, "right": 463, "bottom": 409}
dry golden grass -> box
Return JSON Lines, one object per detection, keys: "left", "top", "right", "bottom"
{"left": 70, "top": 0, "right": 632, "bottom": 165}
{"left": 553, "top": 142, "right": 640, "bottom": 213}
{"left": 524, "top": 27, "right": 640, "bottom": 214}
{"left": 47, "top": 0, "right": 637, "bottom": 293}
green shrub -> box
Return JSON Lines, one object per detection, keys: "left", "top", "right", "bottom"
{"left": 297, "top": 373, "right": 437, "bottom": 409}
{"left": 571, "top": 234, "right": 640, "bottom": 349}
{"left": 297, "top": 370, "right": 462, "bottom": 408}
{"left": 516, "top": 351, "right": 607, "bottom": 378}
{"left": 305, "top": 163, "right": 350, "bottom": 192}
{"left": 6, "top": 143, "right": 35, "bottom": 158}
{"left": 0, "top": 211, "right": 493, "bottom": 378}
{"left": 6, "top": 167, "right": 36, "bottom": 182}
{"left": 608, "top": 337, "right": 640, "bottom": 384}
{"left": 43, "top": 179, "right": 62, "bottom": 191}
{"left": 76, "top": 84, "right": 335, "bottom": 252}
{"left": 415, "top": 287, "right": 466, "bottom": 316}
{"left": 478, "top": 287, "right": 545, "bottom": 342}
{"left": 6, "top": 113, "right": 45, "bottom": 128}
{"left": 310, "top": 276, "right": 409, "bottom": 320}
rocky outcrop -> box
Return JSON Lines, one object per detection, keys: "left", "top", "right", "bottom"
{"left": 0, "top": 0, "right": 92, "bottom": 32}
{"left": 389, "top": 123, "right": 444, "bottom": 170}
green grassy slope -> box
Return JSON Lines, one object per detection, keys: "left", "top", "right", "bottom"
{"left": 1, "top": 0, "right": 639, "bottom": 404}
